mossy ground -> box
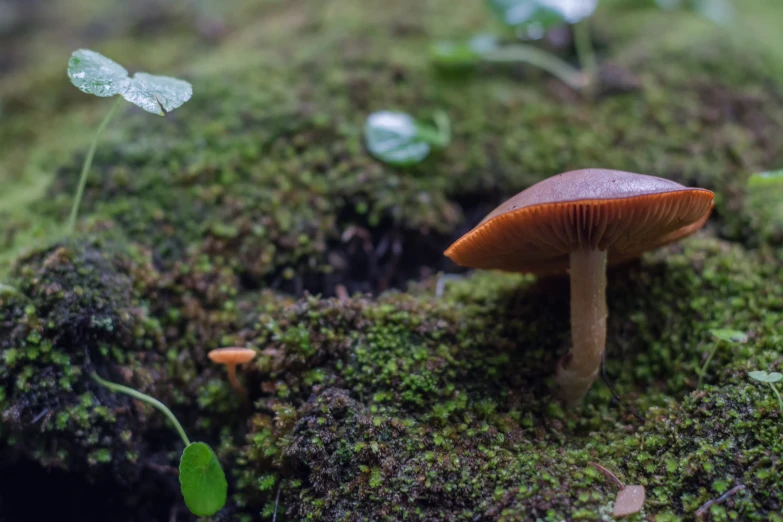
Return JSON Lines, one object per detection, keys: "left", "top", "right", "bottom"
{"left": 2, "top": 0, "right": 783, "bottom": 520}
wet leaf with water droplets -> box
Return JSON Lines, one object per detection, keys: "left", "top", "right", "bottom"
{"left": 122, "top": 73, "right": 193, "bottom": 115}
{"left": 67, "top": 49, "right": 192, "bottom": 116}
{"left": 67, "top": 49, "right": 130, "bottom": 97}
{"left": 364, "top": 111, "right": 432, "bottom": 166}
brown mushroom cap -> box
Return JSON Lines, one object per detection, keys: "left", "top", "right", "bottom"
{"left": 208, "top": 347, "right": 257, "bottom": 365}
{"left": 445, "top": 169, "right": 714, "bottom": 273}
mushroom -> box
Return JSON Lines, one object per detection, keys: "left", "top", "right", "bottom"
{"left": 207, "top": 347, "right": 257, "bottom": 398}
{"left": 444, "top": 169, "right": 714, "bottom": 404}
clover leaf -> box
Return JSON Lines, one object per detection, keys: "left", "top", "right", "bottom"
{"left": 749, "top": 371, "right": 783, "bottom": 384}
{"left": 748, "top": 370, "right": 783, "bottom": 417}
{"left": 364, "top": 110, "right": 451, "bottom": 167}
{"left": 180, "top": 442, "right": 228, "bottom": 517}
{"left": 68, "top": 49, "right": 192, "bottom": 115}
{"left": 654, "top": 0, "right": 733, "bottom": 25}
{"left": 698, "top": 328, "right": 748, "bottom": 388}
{"left": 709, "top": 329, "right": 749, "bottom": 343}
{"left": 486, "top": 0, "right": 598, "bottom": 31}
{"left": 67, "top": 49, "right": 130, "bottom": 97}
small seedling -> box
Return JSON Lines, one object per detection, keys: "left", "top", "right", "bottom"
{"left": 364, "top": 110, "right": 451, "bottom": 167}
{"left": 698, "top": 329, "right": 748, "bottom": 388}
{"left": 655, "top": 0, "right": 733, "bottom": 25}
{"left": 749, "top": 370, "right": 783, "bottom": 416}
{"left": 482, "top": 0, "right": 598, "bottom": 91}
{"left": 66, "top": 49, "right": 193, "bottom": 235}
{"left": 91, "top": 372, "right": 227, "bottom": 516}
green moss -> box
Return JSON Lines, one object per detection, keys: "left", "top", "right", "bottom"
{"left": 224, "top": 237, "right": 783, "bottom": 520}
{"left": 4, "top": 1, "right": 783, "bottom": 285}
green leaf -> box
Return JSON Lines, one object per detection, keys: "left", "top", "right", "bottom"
{"left": 709, "top": 329, "right": 748, "bottom": 343}
{"left": 179, "top": 442, "right": 228, "bottom": 517}
{"left": 68, "top": 49, "right": 130, "bottom": 97}
{"left": 486, "top": 0, "right": 597, "bottom": 34}
{"left": 68, "top": 49, "right": 192, "bottom": 116}
{"left": 749, "top": 371, "right": 783, "bottom": 384}
{"left": 0, "top": 283, "right": 20, "bottom": 295}
{"left": 748, "top": 169, "right": 783, "bottom": 188}
{"left": 654, "top": 0, "right": 733, "bottom": 25}
{"left": 123, "top": 72, "right": 193, "bottom": 115}
{"left": 431, "top": 34, "right": 499, "bottom": 68}
{"left": 365, "top": 111, "right": 449, "bottom": 167}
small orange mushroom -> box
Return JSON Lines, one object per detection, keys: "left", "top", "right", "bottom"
{"left": 207, "top": 347, "right": 257, "bottom": 398}
{"left": 445, "top": 169, "right": 714, "bottom": 404}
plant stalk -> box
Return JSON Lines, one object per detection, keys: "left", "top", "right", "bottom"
{"left": 557, "top": 248, "right": 608, "bottom": 405}
{"left": 91, "top": 372, "right": 191, "bottom": 446}
{"left": 573, "top": 20, "right": 598, "bottom": 96}
{"left": 67, "top": 97, "right": 122, "bottom": 235}
{"left": 770, "top": 382, "right": 783, "bottom": 416}
{"left": 483, "top": 44, "right": 585, "bottom": 91}
{"left": 698, "top": 341, "right": 723, "bottom": 389}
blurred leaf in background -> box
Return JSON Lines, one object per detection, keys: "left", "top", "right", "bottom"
{"left": 364, "top": 110, "right": 451, "bottom": 167}
{"left": 486, "top": 0, "right": 598, "bottom": 38}
{"left": 654, "top": 0, "right": 733, "bottom": 25}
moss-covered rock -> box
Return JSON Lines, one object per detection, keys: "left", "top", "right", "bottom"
{"left": 224, "top": 237, "right": 782, "bottom": 520}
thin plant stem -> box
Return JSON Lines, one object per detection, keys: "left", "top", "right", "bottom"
{"left": 91, "top": 372, "right": 191, "bottom": 446}
{"left": 573, "top": 20, "right": 598, "bottom": 95}
{"left": 483, "top": 44, "right": 585, "bottom": 90}
{"left": 698, "top": 341, "right": 723, "bottom": 389}
{"left": 414, "top": 111, "right": 451, "bottom": 148}
{"left": 67, "top": 97, "right": 123, "bottom": 235}
{"left": 769, "top": 382, "right": 783, "bottom": 416}
{"left": 433, "top": 110, "right": 451, "bottom": 145}
{"left": 588, "top": 462, "right": 625, "bottom": 489}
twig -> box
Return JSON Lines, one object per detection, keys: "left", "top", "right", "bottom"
{"left": 273, "top": 484, "right": 282, "bottom": 522}
{"left": 31, "top": 408, "right": 50, "bottom": 424}
{"left": 589, "top": 462, "right": 625, "bottom": 489}
{"left": 145, "top": 462, "right": 180, "bottom": 476}
{"left": 695, "top": 485, "right": 746, "bottom": 518}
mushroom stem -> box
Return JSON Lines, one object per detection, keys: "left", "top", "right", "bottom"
{"left": 225, "top": 363, "right": 247, "bottom": 398}
{"left": 557, "top": 247, "right": 608, "bottom": 405}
